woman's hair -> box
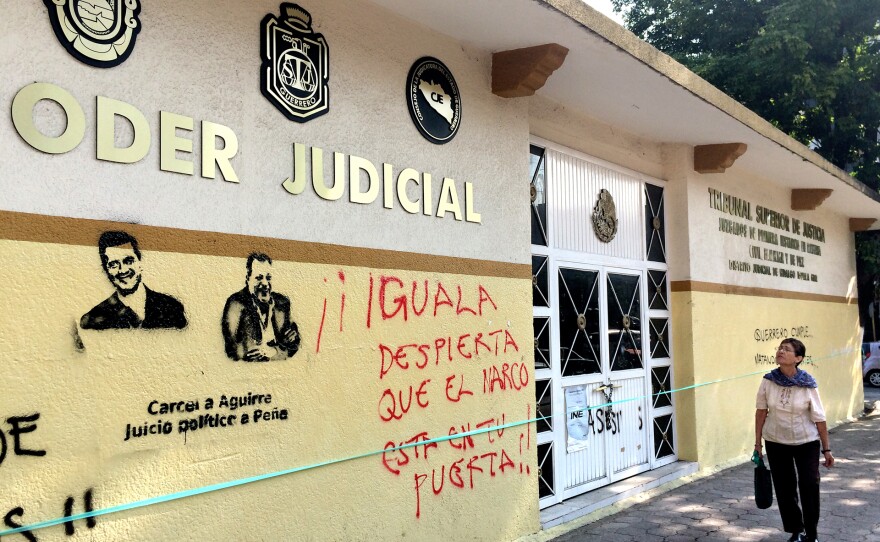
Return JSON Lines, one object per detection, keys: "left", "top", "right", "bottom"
{"left": 782, "top": 337, "right": 806, "bottom": 366}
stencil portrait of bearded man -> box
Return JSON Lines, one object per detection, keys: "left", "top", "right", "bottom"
{"left": 221, "top": 252, "right": 300, "bottom": 361}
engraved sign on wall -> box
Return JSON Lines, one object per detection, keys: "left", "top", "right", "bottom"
{"left": 43, "top": 0, "right": 142, "bottom": 68}
{"left": 708, "top": 187, "right": 826, "bottom": 283}
{"left": 261, "top": 3, "right": 330, "bottom": 122}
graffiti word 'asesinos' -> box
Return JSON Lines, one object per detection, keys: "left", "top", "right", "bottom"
{"left": 282, "top": 143, "right": 482, "bottom": 224}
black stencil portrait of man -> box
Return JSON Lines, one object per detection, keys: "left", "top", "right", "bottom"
{"left": 80, "top": 231, "right": 187, "bottom": 330}
{"left": 221, "top": 253, "right": 301, "bottom": 361}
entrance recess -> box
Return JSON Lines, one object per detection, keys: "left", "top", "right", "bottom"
{"left": 531, "top": 140, "right": 676, "bottom": 508}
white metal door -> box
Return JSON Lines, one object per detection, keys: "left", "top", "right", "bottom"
{"left": 555, "top": 263, "right": 650, "bottom": 500}
{"left": 531, "top": 140, "right": 676, "bottom": 509}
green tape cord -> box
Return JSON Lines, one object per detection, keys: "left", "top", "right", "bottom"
{"left": 0, "top": 348, "right": 852, "bottom": 536}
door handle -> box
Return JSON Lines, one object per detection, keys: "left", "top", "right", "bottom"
{"left": 595, "top": 384, "right": 621, "bottom": 393}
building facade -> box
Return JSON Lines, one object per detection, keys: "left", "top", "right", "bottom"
{"left": 0, "top": 1, "right": 875, "bottom": 540}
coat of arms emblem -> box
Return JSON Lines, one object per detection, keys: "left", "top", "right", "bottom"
{"left": 43, "top": 0, "right": 142, "bottom": 68}
{"left": 591, "top": 189, "right": 618, "bottom": 242}
{"left": 261, "top": 3, "right": 329, "bottom": 122}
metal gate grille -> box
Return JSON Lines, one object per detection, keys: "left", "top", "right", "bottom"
{"left": 531, "top": 140, "right": 676, "bottom": 509}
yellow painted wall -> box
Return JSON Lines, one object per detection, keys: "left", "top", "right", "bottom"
{"left": 0, "top": 228, "right": 538, "bottom": 540}
{"left": 671, "top": 290, "right": 863, "bottom": 467}
{"left": 0, "top": 0, "right": 541, "bottom": 538}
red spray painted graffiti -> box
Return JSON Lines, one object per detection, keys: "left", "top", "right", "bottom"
{"left": 310, "top": 270, "right": 534, "bottom": 518}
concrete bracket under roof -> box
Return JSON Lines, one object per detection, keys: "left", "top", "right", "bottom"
{"left": 492, "top": 43, "right": 569, "bottom": 98}
{"left": 368, "top": 0, "right": 880, "bottom": 228}
{"left": 850, "top": 218, "right": 876, "bottom": 232}
{"left": 791, "top": 189, "right": 834, "bottom": 211}
{"left": 693, "top": 143, "right": 747, "bottom": 174}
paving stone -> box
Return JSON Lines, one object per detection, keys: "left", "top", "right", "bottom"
{"left": 547, "top": 412, "right": 880, "bottom": 542}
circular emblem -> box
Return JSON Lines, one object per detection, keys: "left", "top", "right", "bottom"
{"left": 622, "top": 314, "right": 631, "bottom": 330}
{"left": 44, "top": 0, "right": 142, "bottom": 68}
{"left": 530, "top": 185, "right": 538, "bottom": 203}
{"left": 591, "top": 189, "right": 618, "bottom": 243}
{"left": 277, "top": 49, "right": 318, "bottom": 100}
{"left": 577, "top": 314, "right": 587, "bottom": 330}
{"left": 652, "top": 216, "right": 662, "bottom": 231}
{"left": 406, "top": 57, "right": 461, "bottom": 144}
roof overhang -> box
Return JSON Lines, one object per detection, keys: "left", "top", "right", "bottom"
{"left": 368, "top": 0, "right": 880, "bottom": 229}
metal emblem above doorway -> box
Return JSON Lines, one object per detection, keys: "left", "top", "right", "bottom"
{"left": 261, "top": 3, "right": 330, "bottom": 122}
{"left": 43, "top": 0, "right": 142, "bottom": 68}
{"left": 406, "top": 57, "right": 461, "bottom": 144}
{"left": 592, "top": 189, "right": 618, "bottom": 242}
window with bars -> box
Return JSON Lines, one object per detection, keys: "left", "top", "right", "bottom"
{"left": 645, "top": 183, "right": 666, "bottom": 263}
{"left": 607, "top": 273, "right": 642, "bottom": 371}
{"left": 532, "top": 255, "right": 549, "bottom": 307}
{"left": 557, "top": 268, "right": 601, "bottom": 376}
{"left": 647, "top": 270, "right": 668, "bottom": 310}
{"left": 534, "top": 317, "right": 550, "bottom": 370}
{"left": 530, "top": 145, "right": 548, "bottom": 247}
{"left": 537, "top": 442, "right": 554, "bottom": 498}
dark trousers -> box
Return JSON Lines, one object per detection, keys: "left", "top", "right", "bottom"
{"left": 765, "top": 440, "right": 821, "bottom": 538}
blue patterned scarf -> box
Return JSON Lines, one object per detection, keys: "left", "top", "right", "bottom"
{"left": 764, "top": 368, "right": 817, "bottom": 388}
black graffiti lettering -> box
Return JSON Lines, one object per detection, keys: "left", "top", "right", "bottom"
{"left": 6, "top": 415, "right": 46, "bottom": 458}
{"left": 3, "top": 507, "right": 37, "bottom": 542}
{"left": 583, "top": 408, "right": 629, "bottom": 436}
{"left": 0, "top": 414, "right": 46, "bottom": 464}
{"left": 63, "top": 489, "right": 96, "bottom": 536}
{"left": 605, "top": 410, "right": 624, "bottom": 435}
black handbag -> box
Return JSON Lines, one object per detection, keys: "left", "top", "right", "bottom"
{"left": 754, "top": 455, "right": 774, "bottom": 509}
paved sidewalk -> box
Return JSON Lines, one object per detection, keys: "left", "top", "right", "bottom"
{"left": 548, "top": 410, "right": 880, "bottom": 542}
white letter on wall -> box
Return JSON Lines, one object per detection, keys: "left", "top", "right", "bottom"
{"left": 201, "top": 121, "right": 239, "bottom": 183}
{"left": 96, "top": 96, "right": 150, "bottom": 164}
{"left": 349, "top": 155, "right": 379, "bottom": 204}
{"left": 11, "top": 82, "right": 86, "bottom": 154}
{"left": 160, "top": 111, "right": 194, "bottom": 175}
{"left": 436, "top": 178, "right": 463, "bottom": 221}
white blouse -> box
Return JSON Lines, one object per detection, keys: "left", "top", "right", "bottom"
{"left": 756, "top": 378, "right": 826, "bottom": 445}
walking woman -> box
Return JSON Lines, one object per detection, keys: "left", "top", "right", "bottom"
{"left": 755, "top": 338, "right": 834, "bottom": 542}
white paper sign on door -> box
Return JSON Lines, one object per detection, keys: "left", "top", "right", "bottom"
{"left": 565, "top": 385, "right": 590, "bottom": 452}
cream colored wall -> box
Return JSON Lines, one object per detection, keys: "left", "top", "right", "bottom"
{"left": 683, "top": 167, "right": 857, "bottom": 296}
{"left": 0, "top": 237, "right": 537, "bottom": 540}
{"left": 671, "top": 291, "right": 863, "bottom": 466}
{"left": 0, "top": 0, "right": 529, "bottom": 264}
{"left": 529, "top": 94, "right": 666, "bottom": 179}
{"left": 528, "top": 96, "right": 862, "bottom": 470}
{"left": 0, "top": 0, "right": 539, "bottom": 540}
{"left": 667, "top": 165, "right": 862, "bottom": 466}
